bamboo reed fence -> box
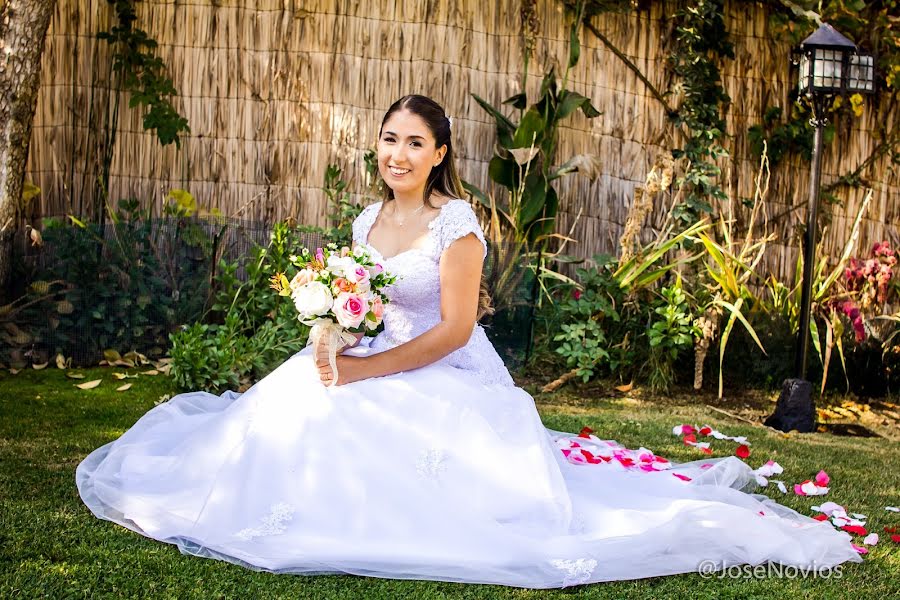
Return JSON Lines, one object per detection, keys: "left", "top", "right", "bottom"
{"left": 25, "top": 0, "right": 899, "bottom": 281}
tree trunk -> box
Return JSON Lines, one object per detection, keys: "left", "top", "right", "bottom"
{"left": 0, "top": 0, "right": 55, "bottom": 300}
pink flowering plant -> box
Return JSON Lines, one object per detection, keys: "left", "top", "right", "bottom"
{"left": 269, "top": 243, "right": 395, "bottom": 385}
{"left": 837, "top": 241, "right": 898, "bottom": 342}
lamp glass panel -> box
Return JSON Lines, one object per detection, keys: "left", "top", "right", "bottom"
{"left": 848, "top": 54, "right": 874, "bottom": 92}
{"left": 813, "top": 49, "right": 843, "bottom": 89}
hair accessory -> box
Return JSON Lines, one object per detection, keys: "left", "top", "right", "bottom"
{"left": 447, "top": 116, "right": 453, "bottom": 129}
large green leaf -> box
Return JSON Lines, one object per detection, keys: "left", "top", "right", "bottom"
{"left": 471, "top": 93, "right": 516, "bottom": 148}
{"left": 513, "top": 108, "right": 546, "bottom": 149}
{"left": 488, "top": 156, "right": 517, "bottom": 189}
{"left": 518, "top": 170, "right": 547, "bottom": 226}
{"left": 557, "top": 90, "right": 587, "bottom": 121}
{"left": 461, "top": 180, "right": 491, "bottom": 210}
{"left": 503, "top": 92, "right": 527, "bottom": 110}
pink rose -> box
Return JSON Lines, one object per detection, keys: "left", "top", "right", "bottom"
{"left": 347, "top": 264, "right": 370, "bottom": 285}
{"left": 333, "top": 292, "right": 369, "bottom": 330}
{"left": 370, "top": 295, "right": 384, "bottom": 325}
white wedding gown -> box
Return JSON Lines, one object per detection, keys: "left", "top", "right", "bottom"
{"left": 76, "top": 200, "right": 861, "bottom": 588}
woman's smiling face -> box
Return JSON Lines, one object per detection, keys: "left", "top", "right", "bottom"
{"left": 377, "top": 109, "right": 446, "bottom": 199}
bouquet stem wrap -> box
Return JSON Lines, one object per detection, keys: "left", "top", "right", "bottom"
{"left": 309, "top": 321, "right": 358, "bottom": 387}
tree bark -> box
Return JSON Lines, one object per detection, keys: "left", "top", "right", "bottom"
{"left": 0, "top": 0, "right": 55, "bottom": 300}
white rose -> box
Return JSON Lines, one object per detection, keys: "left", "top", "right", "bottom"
{"left": 326, "top": 255, "right": 355, "bottom": 277}
{"left": 291, "top": 281, "right": 334, "bottom": 319}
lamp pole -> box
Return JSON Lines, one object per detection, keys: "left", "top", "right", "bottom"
{"left": 795, "top": 103, "right": 826, "bottom": 379}
{"left": 765, "top": 23, "right": 874, "bottom": 433}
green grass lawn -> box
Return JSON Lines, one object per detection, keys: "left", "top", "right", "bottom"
{"left": 2, "top": 366, "right": 899, "bottom": 599}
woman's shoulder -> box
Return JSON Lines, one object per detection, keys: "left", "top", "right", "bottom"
{"left": 351, "top": 201, "right": 384, "bottom": 243}
{"left": 431, "top": 197, "right": 486, "bottom": 257}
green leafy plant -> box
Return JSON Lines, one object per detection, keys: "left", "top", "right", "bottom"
{"left": 469, "top": 0, "right": 600, "bottom": 248}
{"left": 668, "top": 0, "right": 734, "bottom": 225}
{"left": 647, "top": 279, "right": 700, "bottom": 392}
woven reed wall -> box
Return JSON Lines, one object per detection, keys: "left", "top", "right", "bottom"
{"left": 26, "top": 0, "right": 899, "bottom": 280}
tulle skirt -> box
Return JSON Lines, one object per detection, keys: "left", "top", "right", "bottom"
{"left": 76, "top": 345, "right": 861, "bottom": 588}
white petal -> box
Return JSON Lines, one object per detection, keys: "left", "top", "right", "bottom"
{"left": 863, "top": 533, "right": 879, "bottom": 545}
{"left": 886, "top": 506, "right": 900, "bottom": 512}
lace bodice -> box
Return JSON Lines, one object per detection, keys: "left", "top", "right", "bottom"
{"left": 352, "top": 199, "right": 514, "bottom": 386}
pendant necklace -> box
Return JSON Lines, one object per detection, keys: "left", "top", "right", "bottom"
{"left": 396, "top": 203, "right": 425, "bottom": 226}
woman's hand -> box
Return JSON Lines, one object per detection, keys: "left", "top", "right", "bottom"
{"left": 314, "top": 340, "right": 367, "bottom": 386}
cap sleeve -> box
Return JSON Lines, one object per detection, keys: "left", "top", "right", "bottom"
{"left": 352, "top": 202, "right": 382, "bottom": 246}
{"left": 430, "top": 200, "right": 487, "bottom": 260}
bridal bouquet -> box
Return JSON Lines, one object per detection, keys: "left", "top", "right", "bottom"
{"left": 270, "top": 243, "right": 395, "bottom": 386}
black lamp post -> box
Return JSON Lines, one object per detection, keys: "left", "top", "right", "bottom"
{"left": 766, "top": 24, "right": 874, "bottom": 433}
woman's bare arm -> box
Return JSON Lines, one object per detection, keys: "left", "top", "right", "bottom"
{"left": 350, "top": 233, "right": 483, "bottom": 378}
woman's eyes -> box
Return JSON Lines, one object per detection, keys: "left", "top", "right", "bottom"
{"left": 383, "top": 137, "right": 422, "bottom": 147}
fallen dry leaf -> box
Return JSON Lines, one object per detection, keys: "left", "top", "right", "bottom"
{"left": 55, "top": 353, "right": 67, "bottom": 369}
{"left": 9, "top": 368, "right": 20, "bottom": 375}
{"left": 116, "top": 383, "right": 132, "bottom": 392}
{"left": 32, "top": 362, "right": 48, "bottom": 370}
{"left": 76, "top": 379, "right": 102, "bottom": 390}
{"left": 615, "top": 382, "right": 634, "bottom": 393}
{"left": 142, "top": 370, "right": 159, "bottom": 376}
{"left": 103, "top": 349, "right": 121, "bottom": 363}
{"left": 66, "top": 372, "right": 85, "bottom": 379}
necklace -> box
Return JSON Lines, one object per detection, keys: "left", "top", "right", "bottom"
{"left": 395, "top": 203, "right": 425, "bottom": 226}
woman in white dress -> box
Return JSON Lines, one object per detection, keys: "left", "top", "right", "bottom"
{"left": 76, "top": 95, "right": 861, "bottom": 588}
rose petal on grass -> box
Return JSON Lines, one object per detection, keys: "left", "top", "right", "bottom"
{"left": 852, "top": 544, "right": 868, "bottom": 554}
{"left": 863, "top": 533, "right": 879, "bottom": 545}
{"left": 815, "top": 470, "right": 830, "bottom": 486}
{"left": 735, "top": 444, "right": 750, "bottom": 459}
{"left": 885, "top": 506, "right": 900, "bottom": 512}
{"left": 842, "top": 525, "right": 868, "bottom": 536}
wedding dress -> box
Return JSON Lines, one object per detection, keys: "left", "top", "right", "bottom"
{"left": 76, "top": 199, "right": 861, "bottom": 588}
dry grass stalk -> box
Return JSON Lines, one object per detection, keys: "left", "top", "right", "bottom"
{"left": 619, "top": 153, "right": 674, "bottom": 263}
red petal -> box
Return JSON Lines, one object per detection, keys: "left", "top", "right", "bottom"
{"left": 673, "top": 473, "right": 692, "bottom": 481}
{"left": 735, "top": 444, "right": 751, "bottom": 459}
{"left": 580, "top": 449, "right": 601, "bottom": 464}
{"left": 683, "top": 434, "right": 697, "bottom": 445}
{"left": 699, "top": 426, "right": 712, "bottom": 436}
{"left": 842, "top": 525, "right": 868, "bottom": 536}
{"left": 701, "top": 447, "right": 713, "bottom": 454}
{"left": 578, "top": 426, "right": 594, "bottom": 438}
{"left": 618, "top": 457, "right": 635, "bottom": 467}
{"left": 884, "top": 526, "right": 897, "bottom": 533}
{"left": 813, "top": 514, "right": 829, "bottom": 521}
{"left": 891, "top": 534, "right": 900, "bottom": 544}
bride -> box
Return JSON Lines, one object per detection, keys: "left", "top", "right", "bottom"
{"left": 76, "top": 94, "right": 861, "bottom": 588}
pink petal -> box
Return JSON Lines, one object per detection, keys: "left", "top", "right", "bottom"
{"left": 851, "top": 544, "right": 868, "bottom": 554}
{"left": 863, "top": 533, "right": 879, "bottom": 545}
{"left": 672, "top": 473, "right": 692, "bottom": 481}
{"left": 815, "top": 470, "right": 830, "bottom": 486}
{"left": 681, "top": 424, "right": 696, "bottom": 435}
{"left": 794, "top": 483, "right": 807, "bottom": 496}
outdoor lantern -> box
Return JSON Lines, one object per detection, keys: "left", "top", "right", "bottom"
{"left": 765, "top": 24, "right": 874, "bottom": 434}
{"left": 796, "top": 24, "right": 875, "bottom": 101}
